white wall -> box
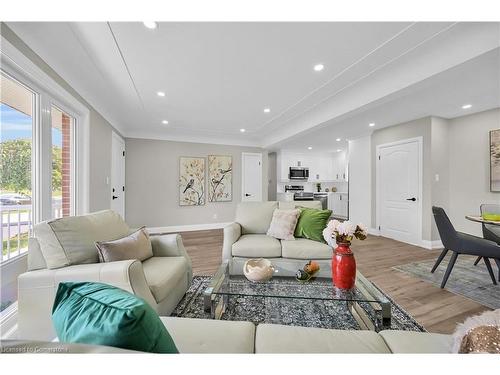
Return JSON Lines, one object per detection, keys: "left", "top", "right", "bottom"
{"left": 268, "top": 152, "right": 277, "bottom": 201}
{"left": 125, "top": 138, "right": 268, "bottom": 227}
{"left": 348, "top": 109, "right": 500, "bottom": 244}
{"left": 448, "top": 108, "right": 500, "bottom": 236}
{"left": 348, "top": 136, "right": 372, "bottom": 228}
{"left": 430, "top": 117, "right": 450, "bottom": 240}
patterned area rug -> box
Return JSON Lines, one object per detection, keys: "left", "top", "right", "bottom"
{"left": 393, "top": 255, "right": 500, "bottom": 309}
{"left": 171, "top": 276, "right": 425, "bottom": 332}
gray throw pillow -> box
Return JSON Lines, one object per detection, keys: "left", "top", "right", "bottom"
{"left": 95, "top": 227, "right": 153, "bottom": 263}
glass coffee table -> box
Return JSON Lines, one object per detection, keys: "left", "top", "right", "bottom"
{"left": 204, "top": 261, "right": 391, "bottom": 331}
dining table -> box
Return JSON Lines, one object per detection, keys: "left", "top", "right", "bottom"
{"left": 465, "top": 215, "right": 500, "bottom": 226}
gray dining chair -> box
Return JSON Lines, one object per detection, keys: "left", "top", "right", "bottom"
{"left": 431, "top": 206, "right": 500, "bottom": 288}
{"left": 473, "top": 204, "right": 500, "bottom": 280}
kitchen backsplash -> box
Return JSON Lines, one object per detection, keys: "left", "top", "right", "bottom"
{"left": 277, "top": 181, "right": 348, "bottom": 193}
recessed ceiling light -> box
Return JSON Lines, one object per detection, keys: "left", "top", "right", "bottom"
{"left": 369, "top": 123, "right": 375, "bottom": 127}
{"left": 157, "top": 91, "right": 165, "bottom": 97}
{"left": 462, "top": 104, "right": 472, "bottom": 109}
{"left": 162, "top": 120, "right": 168, "bottom": 125}
{"left": 308, "top": 146, "right": 312, "bottom": 150}
{"left": 240, "top": 128, "right": 246, "bottom": 133}
{"left": 337, "top": 149, "right": 342, "bottom": 152}
{"left": 336, "top": 138, "right": 341, "bottom": 142}
{"left": 143, "top": 22, "right": 158, "bottom": 29}
{"left": 263, "top": 108, "right": 271, "bottom": 113}
{"left": 313, "top": 64, "right": 324, "bottom": 72}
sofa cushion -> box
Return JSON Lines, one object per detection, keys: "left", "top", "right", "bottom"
{"left": 279, "top": 201, "right": 322, "bottom": 210}
{"left": 232, "top": 234, "right": 282, "bottom": 258}
{"left": 255, "top": 324, "right": 391, "bottom": 353}
{"left": 52, "top": 282, "right": 178, "bottom": 353}
{"left": 35, "top": 210, "right": 131, "bottom": 269}
{"left": 236, "top": 201, "right": 278, "bottom": 234}
{"left": 142, "top": 257, "right": 188, "bottom": 303}
{"left": 27, "top": 237, "right": 47, "bottom": 271}
{"left": 160, "top": 317, "right": 256, "bottom": 353}
{"left": 96, "top": 227, "right": 153, "bottom": 263}
{"left": 281, "top": 238, "right": 332, "bottom": 259}
{"left": 379, "top": 330, "right": 452, "bottom": 353}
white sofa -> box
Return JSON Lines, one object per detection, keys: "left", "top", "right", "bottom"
{"left": 16, "top": 210, "right": 192, "bottom": 341}
{"left": 1, "top": 317, "right": 453, "bottom": 353}
{"left": 223, "top": 201, "right": 333, "bottom": 276}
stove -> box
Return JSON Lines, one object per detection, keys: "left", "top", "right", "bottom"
{"left": 293, "top": 191, "right": 314, "bottom": 201}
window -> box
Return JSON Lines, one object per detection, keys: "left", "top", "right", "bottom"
{"left": 0, "top": 72, "right": 35, "bottom": 312}
{"left": 0, "top": 70, "right": 81, "bottom": 317}
{"left": 1, "top": 39, "right": 89, "bottom": 324}
{"left": 51, "top": 106, "right": 74, "bottom": 218}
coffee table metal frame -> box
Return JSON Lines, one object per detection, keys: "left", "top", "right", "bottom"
{"left": 203, "top": 260, "right": 391, "bottom": 331}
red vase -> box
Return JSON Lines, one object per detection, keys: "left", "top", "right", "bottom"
{"left": 331, "top": 242, "right": 356, "bottom": 289}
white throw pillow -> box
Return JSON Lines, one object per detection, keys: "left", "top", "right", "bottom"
{"left": 266, "top": 208, "right": 301, "bottom": 241}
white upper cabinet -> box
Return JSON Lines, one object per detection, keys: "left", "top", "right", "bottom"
{"left": 332, "top": 151, "right": 347, "bottom": 181}
{"left": 278, "top": 152, "right": 308, "bottom": 180}
{"left": 278, "top": 151, "right": 339, "bottom": 182}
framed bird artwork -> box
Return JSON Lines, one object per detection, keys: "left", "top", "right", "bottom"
{"left": 179, "top": 157, "right": 206, "bottom": 206}
{"left": 208, "top": 155, "right": 233, "bottom": 202}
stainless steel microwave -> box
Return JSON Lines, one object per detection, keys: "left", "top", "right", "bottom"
{"left": 289, "top": 167, "right": 309, "bottom": 180}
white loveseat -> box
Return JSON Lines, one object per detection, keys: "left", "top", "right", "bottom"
{"left": 16, "top": 210, "right": 192, "bottom": 341}
{"left": 223, "top": 201, "right": 333, "bottom": 276}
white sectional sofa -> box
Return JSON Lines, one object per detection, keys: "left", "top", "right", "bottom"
{"left": 1, "top": 317, "right": 453, "bottom": 353}
{"left": 223, "top": 201, "right": 334, "bottom": 276}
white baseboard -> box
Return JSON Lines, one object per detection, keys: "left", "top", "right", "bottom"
{"left": 420, "top": 240, "right": 444, "bottom": 250}
{"left": 148, "top": 222, "right": 232, "bottom": 234}
{"left": 368, "top": 229, "right": 443, "bottom": 250}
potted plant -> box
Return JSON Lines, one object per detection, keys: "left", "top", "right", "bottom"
{"left": 323, "top": 220, "right": 367, "bottom": 289}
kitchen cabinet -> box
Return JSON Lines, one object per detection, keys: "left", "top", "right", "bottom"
{"left": 277, "top": 152, "right": 310, "bottom": 181}
{"left": 278, "top": 151, "right": 336, "bottom": 182}
{"left": 310, "top": 156, "right": 333, "bottom": 182}
{"left": 332, "top": 151, "right": 348, "bottom": 182}
{"left": 328, "top": 192, "right": 348, "bottom": 219}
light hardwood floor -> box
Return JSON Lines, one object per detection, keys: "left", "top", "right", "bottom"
{"left": 179, "top": 230, "right": 491, "bottom": 334}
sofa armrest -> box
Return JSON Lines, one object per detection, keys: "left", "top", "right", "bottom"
{"left": 222, "top": 223, "right": 241, "bottom": 261}
{"left": 150, "top": 233, "right": 193, "bottom": 281}
{"left": 17, "top": 260, "right": 156, "bottom": 341}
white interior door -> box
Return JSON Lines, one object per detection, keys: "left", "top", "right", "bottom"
{"left": 377, "top": 138, "right": 422, "bottom": 245}
{"left": 242, "top": 152, "right": 263, "bottom": 202}
{"left": 110, "top": 132, "right": 125, "bottom": 218}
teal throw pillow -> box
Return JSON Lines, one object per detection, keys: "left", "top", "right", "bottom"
{"left": 294, "top": 207, "right": 332, "bottom": 243}
{"left": 52, "top": 282, "right": 178, "bottom": 353}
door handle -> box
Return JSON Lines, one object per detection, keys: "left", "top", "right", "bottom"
{"left": 112, "top": 195, "right": 119, "bottom": 200}
{"left": 245, "top": 193, "right": 251, "bottom": 197}
{"left": 406, "top": 197, "right": 416, "bottom": 201}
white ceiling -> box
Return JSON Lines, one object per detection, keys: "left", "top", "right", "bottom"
{"left": 5, "top": 22, "right": 500, "bottom": 150}
{"left": 277, "top": 47, "right": 500, "bottom": 152}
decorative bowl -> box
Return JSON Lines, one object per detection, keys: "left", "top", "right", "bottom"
{"left": 243, "top": 258, "right": 275, "bottom": 282}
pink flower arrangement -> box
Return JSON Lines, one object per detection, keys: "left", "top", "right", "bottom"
{"left": 323, "top": 220, "right": 367, "bottom": 246}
